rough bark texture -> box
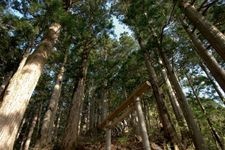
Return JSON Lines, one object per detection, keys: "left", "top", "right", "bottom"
{"left": 61, "top": 48, "right": 90, "bottom": 150}
{"left": 179, "top": 1, "right": 225, "bottom": 61}
{"left": 182, "top": 22, "right": 225, "bottom": 93}
{"left": 139, "top": 39, "right": 182, "bottom": 149}
{"left": 156, "top": 45, "right": 207, "bottom": 150}
{"left": 0, "top": 52, "right": 30, "bottom": 105}
{"left": 36, "top": 52, "right": 67, "bottom": 148}
{"left": 61, "top": 79, "right": 85, "bottom": 150}
{"left": 0, "top": 23, "right": 61, "bottom": 150}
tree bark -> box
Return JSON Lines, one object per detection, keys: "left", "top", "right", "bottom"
{"left": 139, "top": 40, "right": 183, "bottom": 149}
{"left": 185, "top": 72, "right": 225, "bottom": 150}
{"left": 0, "top": 23, "right": 61, "bottom": 150}
{"left": 101, "top": 82, "right": 111, "bottom": 150}
{"left": 179, "top": 1, "right": 225, "bottom": 61}
{"left": 89, "top": 95, "right": 96, "bottom": 130}
{"left": 61, "top": 48, "right": 90, "bottom": 150}
{"left": 161, "top": 67, "right": 185, "bottom": 126}
{"left": 61, "top": 78, "right": 86, "bottom": 150}
{"left": 86, "top": 85, "right": 95, "bottom": 131}
{"left": 35, "top": 51, "right": 68, "bottom": 148}
{"left": 142, "top": 97, "right": 151, "bottom": 134}
{"left": 155, "top": 43, "right": 207, "bottom": 150}
{"left": 0, "top": 51, "right": 30, "bottom": 105}
{"left": 181, "top": 21, "right": 225, "bottom": 93}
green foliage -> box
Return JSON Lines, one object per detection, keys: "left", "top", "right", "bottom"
{"left": 1, "top": 0, "right": 225, "bottom": 149}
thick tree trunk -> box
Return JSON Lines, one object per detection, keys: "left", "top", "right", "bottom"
{"left": 200, "top": 63, "right": 225, "bottom": 104}
{"left": 185, "top": 73, "right": 225, "bottom": 150}
{"left": 35, "top": 51, "right": 67, "bottom": 148}
{"left": 179, "top": 1, "right": 225, "bottom": 60}
{"left": 23, "top": 110, "right": 39, "bottom": 150}
{"left": 0, "top": 52, "right": 30, "bottom": 104}
{"left": 0, "top": 23, "right": 61, "bottom": 150}
{"left": 182, "top": 21, "right": 225, "bottom": 93}
{"left": 61, "top": 48, "right": 89, "bottom": 150}
{"left": 155, "top": 43, "right": 207, "bottom": 149}
{"left": 141, "top": 48, "right": 182, "bottom": 149}
{"left": 61, "top": 79, "right": 86, "bottom": 150}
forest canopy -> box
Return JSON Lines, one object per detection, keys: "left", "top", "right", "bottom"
{"left": 0, "top": 0, "right": 225, "bottom": 150}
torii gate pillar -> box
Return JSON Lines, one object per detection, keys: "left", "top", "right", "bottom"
{"left": 135, "top": 97, "right": 151, "bottom": 150}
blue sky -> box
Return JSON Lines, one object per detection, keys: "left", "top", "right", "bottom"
{"left": 112, "top": 15, "right": 132, "bottom": 39}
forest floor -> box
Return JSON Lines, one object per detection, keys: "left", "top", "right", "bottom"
{"left": 76, "top": 136, "right": 166, "bottom": 150}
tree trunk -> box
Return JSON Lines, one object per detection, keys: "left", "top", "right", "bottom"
{"left": 89, "top": 95, "right": 96, "bottom": 130}
{"left": 35, "top": 51, "right": 68, "bottom": 148}
{"left": 199, "top": 63, "right": 225, "bottom": 104}
{"left": 181, "top": 21, "right": 225, "bottom": 93}
{"left": 161, "top": 67, "right": 184, "bottom": 125}
{"left": 185, "top": 72, "right": 225, "bottom": 150}
{"left": 179, "top": 1, "right": 225, "bottom": 60}
{"left": 102, "top": 83, "right": 108, "bottom": 120}
{"left": 61, "top": 48, "right": 90, "bottom": 150}
{"left": 139, "top": 39, "right": 182, "bottom": 149}
{"left": 0, "top": 52, "right": 30, "bottom": 105}
{"left": 61, "top": 79, "right": 86, "bottom": 150}
{"left": 23, "top": 110, "right": 39, "bottom": 150}
{"left": 0, "top": 23, "right": 61, "bottom": 150}
{"left": 54, "top": 109, "right": 61, "bottom": 142}
{"left": 101, "top": 82, "right": 112, "bottom": 150}
{"left": 131, "top": 111, "right": 142, "bottom": 139}
{"left": 155, "top": 43, "right": 207, "bottom": 150}
{"left": 161, "top": 66, "right": 191, "bottom": 149}
{"left": 86, "top": 85, "right": 95, "bottom": 131}
{"left": 142, "top": 97, "right": 151, "bottom": 134}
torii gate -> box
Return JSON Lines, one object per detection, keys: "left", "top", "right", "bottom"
{"left": 99, "top": 81, "right": 153, "bottom": 150}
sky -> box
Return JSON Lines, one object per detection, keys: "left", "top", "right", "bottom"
{"left": 112, "top": 15, "right": 133, "bottom": 39}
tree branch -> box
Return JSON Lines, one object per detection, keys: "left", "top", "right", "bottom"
{"left": 159, "top": 0, "right": 177, "bottom": 45}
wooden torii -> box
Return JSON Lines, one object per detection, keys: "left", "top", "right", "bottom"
{"left": 99, "top": 81, "right": 153, "bottom": 150}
